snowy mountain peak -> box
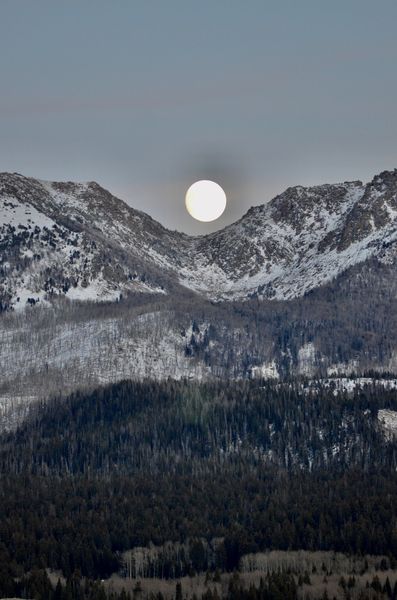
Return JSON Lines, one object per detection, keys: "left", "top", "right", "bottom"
{"left": 1, "top": 169, "right": 397, "bottom": 309}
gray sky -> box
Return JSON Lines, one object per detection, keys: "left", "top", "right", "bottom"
{"left": 1, "top": 1, "right": 396, "bottom": 234}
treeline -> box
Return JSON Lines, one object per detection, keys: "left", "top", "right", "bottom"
{"left": 2, "top": 379, "right": 397, "bottom": 476}
{"left": 0, "top": 569, "right": 300, "bottom": 600}
{"left": 4, "top": 562, "right": 397, "bottom": 600}
{"left": 3, "top": 468, "right": 397, "bottom": 581}
{"left": 0, "top": 568, "right": 130, "bottom": 600}
{"left": 2, "top": 255, "right": 397, "bottom": 414}
{"left": 3, "top": 563, "right": 397, "bottom": 600}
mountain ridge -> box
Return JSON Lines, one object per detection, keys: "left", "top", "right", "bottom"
{"left": 1, "top": 169, "right": 397, "bottom": 420}
{"left": 1, "top": 168, "right": 397, "bottom": 309}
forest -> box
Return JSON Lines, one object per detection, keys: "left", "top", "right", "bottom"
{"left": 2, "top": 253, "right": 397, "bottom": 420}
{"left": 1, "top": 379, "right": 397, "bottom": 598}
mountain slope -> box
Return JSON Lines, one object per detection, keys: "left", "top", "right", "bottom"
{"left": 1, "top": 169, "right": 397, "bottom": 309}
{"left": 1, "top": 169, "right": 397, "bottom": 422}
{"left": 0, "top": 173, "right": 186, "bottom": 309}
{"left": 3, "top": 378, "right": 396, "bottom": 475}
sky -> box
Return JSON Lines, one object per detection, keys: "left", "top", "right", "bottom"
{"left": 1, "top": 1, "right": 397, "bottom": 234}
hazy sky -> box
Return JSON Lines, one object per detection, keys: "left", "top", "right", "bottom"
{"left": 1, "top": 1, "right": 397, "bottom": 234}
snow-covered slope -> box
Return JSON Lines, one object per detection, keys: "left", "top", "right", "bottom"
{"left": 0, "top": 175, "right": 182, "bottom": 309}
{"left": 1, "top": 169, "right": 397, "bottom": 310}
{"left": 184, "top": 173, "right": 397, "bottom": 300}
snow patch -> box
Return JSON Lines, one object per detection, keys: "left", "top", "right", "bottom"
{"left": 298, "top": 343, "right": 316, "bottom": 376}
{"left": 251, "top": 361, "right": 279, "bottom": 379}
{"left": 378, "top": 409, "right": 397, "bottom": 440}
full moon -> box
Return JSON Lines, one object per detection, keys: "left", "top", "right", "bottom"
{"left": 185, "top": 180, "right": 227, "bottom": 222}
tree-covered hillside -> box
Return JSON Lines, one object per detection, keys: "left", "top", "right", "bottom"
{"left": 1, "top": 379, "right": 397, "bottom": 597}
{"left": 3, "top": 378, "right": 397, "bottom": 475}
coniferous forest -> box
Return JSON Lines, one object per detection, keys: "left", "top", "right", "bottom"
{"left": 1, "top": 380, "right": 397, "bottom": 598}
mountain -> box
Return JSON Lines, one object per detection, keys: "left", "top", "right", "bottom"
{"left": 1, "top": 169, "right": 397, "bottom": 422}
{"left": 2, "top": 173, "right": 397, "bottom": 598}
{"left": 0, "top": 173, "right": 186, "bottom": 308}
{"left": 1, "top": 169, "right": 397, "bottom": 309}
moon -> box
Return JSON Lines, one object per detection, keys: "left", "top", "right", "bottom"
{"left": 185, "top": 180, "right": 227, "bottom": 222}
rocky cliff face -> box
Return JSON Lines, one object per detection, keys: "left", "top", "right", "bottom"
{"left": 1, "top": 169, "right": 397, "bottom": 310}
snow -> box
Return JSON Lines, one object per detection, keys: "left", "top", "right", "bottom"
{"left": 327, "top": 361, "right": 359, "bottom": 376}
{"left": 66, "top": 279, "right": 121, "bottom": 302}
{"left": 0, "top": 393, "right": 38, "bottom": 430}
{"left": 2, "top": 171, "right": 397, "bottom": 426}
{"left": 1, "top": 178, "right": 168, "bottom": 309}
{"left": 386, "top": 203, "right": 397, "bottom": 220}
{"left": 298, "top": 343, "right": 316, "bottom": 376}
{"left": 0, "top": 195, "right": 56, "bottom": 230}
{"left": 175, "top": 183, "right": 369, "bottom": 301}
{"left": 306, "top": 378, "right": 397, "bottom": 395}
{"left": 175, "top": 181, "right": 397, "bottom": 302}
{"left": 2, "top": 172, "right": 397, "bottom": 307}
{"left": 0, "top": 311, "right": 212, "bottom": 429}
{"left": 12, "top": 287, "right": 48, "bottom": 311}
{"left": 251, "top": 361, "right": 279, "bottom": 379}
{"left": 39, "top": 179, "right": 89, "bottom": 209}
{"left": 378, "top": 409, "right": 397, "bottom": 440}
